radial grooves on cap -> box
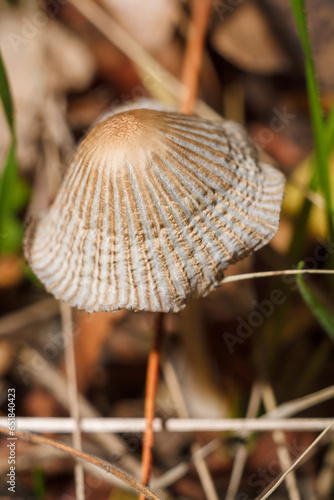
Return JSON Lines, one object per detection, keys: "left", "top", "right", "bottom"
{"left": 143, "top": 166, "right": 204, "bottom": 295}
{"left": 149, "top": 156, "right": 222, "bottom": 281}
{"left": 160, "top": 129, "right": 269, "bottom": 251}
{"left": 165, "top": 132, "right": 280, "bottom": 228}
{"left": 25, "top": 108, "right": 285, "bottom": 313}
{"left": 149, "top": 158, "right": 211, "bottom": 298}
{"left": 126, "top": 160, "right": 178, "bottom": 309}
{"left": 161, "top": 149, "right": 252, "bottom": 257}
{"left": 50, "top": 152, "right": 97, "bottom": 298}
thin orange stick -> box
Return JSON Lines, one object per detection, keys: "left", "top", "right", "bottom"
{"left": 139, "top": 313, "right": 164, "bottom": 499}
{"left": 180, "top": 0, "right": 212, "bottom": 114}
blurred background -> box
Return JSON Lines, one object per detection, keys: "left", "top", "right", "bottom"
{"left": 0, "top": 0, "right": 334, "bottom": 498}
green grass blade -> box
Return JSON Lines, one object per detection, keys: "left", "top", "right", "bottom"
{"left": 0, "top": 50, "right": 27, "bottom": 255}
{"left": 288, "top": 100, "right": 334, "bottom": 263}
{"left": 290, "top": 0, "right": 333, "bottom": 236}
{"left": 0, "top": 144, "right": 23, "bottom": 254}
{"left": 0, "top": 51, "right": 14, "bottom": 135}
{"left": 32, "top": 467, "right": 46, "bottom": 499}
{"left": 297, "top": 262, "right": 334, "bottom": 342}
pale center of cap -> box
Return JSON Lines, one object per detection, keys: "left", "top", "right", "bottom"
{"left": 80, "top": 109, "right": 168, "bottom": 171}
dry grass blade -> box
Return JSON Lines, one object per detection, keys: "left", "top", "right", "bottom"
{"left": 67, "top": 0, "right": 219, "bottom": 119}
{"left": 68, "top": 0, "right": 179, "bottom": 99}
{"left": 225, "top": 382, "right": 262, "bottom": 500}
{"left": 60, "top": 302, "right": 85, "bottom": 500}
{"left": 162, "top": 356, "right": 219, "bottom": 500}
{"left": 152, "top": 439, "right": 221, "bottom": 490}
{"left": 255, "top": 420, "right": 334, "bottom": 500}
{"left": 0, "top": 427, "right": 164, "bottom": 500}
{"left": 222, "top": 269, "right": 334, "bottom": 284}
{"left": 264, "top": 385, "right": 334, "bottom": 420}
{"left": 261, "top": 384, "right": 301, "bottom": 500}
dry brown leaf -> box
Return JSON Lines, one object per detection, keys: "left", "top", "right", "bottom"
{"left": 211, "top": 0, "right": 291, "bottom": 74}
{"left": 73, "top": 310, "right": 125, "bottom": 392}
{"left": 0, "top": 7, "right": 95, "bottom": 173}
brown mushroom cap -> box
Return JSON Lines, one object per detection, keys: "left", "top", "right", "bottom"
{"left": 24, "top": 105, "right": 285, "bottom": 313}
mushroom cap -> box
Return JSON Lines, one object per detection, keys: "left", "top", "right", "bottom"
{"left": 24, "top": 106, "right": 285, "bottom": 313}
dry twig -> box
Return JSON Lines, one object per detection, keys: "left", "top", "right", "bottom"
{"left": 0, "top": 427, "right": 163, "bottom": 500}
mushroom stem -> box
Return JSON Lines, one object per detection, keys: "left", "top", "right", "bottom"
{"left": 140, "top": 2, "right": 212, "bottom": 493}
{"left": 179, "top": 0, "right": 212, "bottom": 114}
{"left": 139, "top": 313, "right": 164, "bottom": 498}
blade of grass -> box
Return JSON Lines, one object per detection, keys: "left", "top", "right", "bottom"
{"left": 32, "top": 468, "right": 46, "bottom": 500}
{"left": 297, "top": 262, "right": 334, "bottom": 342}
{"left": 0, "top": 50, "right": 28, "bottom": 255}
{"left": 290, "top": 0, "right": 333, "bottom": 238}
{"left": 0, "top": 51, "right": 14, "bottom": 133}
{"left": 288, "top": 99, "right": 334, "bottom": 262}
{"left": 0, "top": 145, "right": 23, "bottom": 254}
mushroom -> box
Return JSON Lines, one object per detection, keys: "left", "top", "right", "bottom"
{"left": 24, "top": 101, "right": 285, "bottom": 312}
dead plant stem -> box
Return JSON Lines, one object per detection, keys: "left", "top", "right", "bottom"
{"left": 180, "top": 0, "right": 212, "bottom": 114}
{"left": 139, "top": 313, "right": 164, "bottom": 499}
{"left": 0, "top": 427, "right": 163, "bottom": 500}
